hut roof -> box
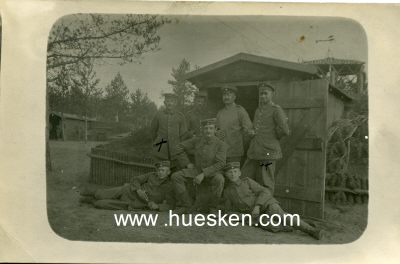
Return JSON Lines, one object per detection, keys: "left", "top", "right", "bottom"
{"left": 184, "top": 52, "right": 319, "bottom": 81}
{"left": 183, "top": 52, "right": 352, "bottom": 102}
{"left": 50, "top": 111, "right": 97, "bottom": 122}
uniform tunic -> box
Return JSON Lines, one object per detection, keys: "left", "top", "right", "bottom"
{"left": 223, "top": 177, "right": 278, "bottom": 213}
{"left": 177, "top": 136, "right": 227, "bottom": 178}
{"left": 131, "top": 172, "right": 175, "bottom": 205}
{"left": 242, "top": 103, "right": 290, "bottom": 192}
{"left": 94, "top": 172, "right": 175, "bottom": 210}
{"left": 247, "top": 103, "right": 290, "bottom": 160}
{"left": 216, "top": 104, "right": 253, "bottom": 159}
{"left": 150, "top": 109, "right": 187, "bottom": 162}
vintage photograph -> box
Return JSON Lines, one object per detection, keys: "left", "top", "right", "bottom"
{"left": 46, "top": 14, "right": 368, "bottom": 244}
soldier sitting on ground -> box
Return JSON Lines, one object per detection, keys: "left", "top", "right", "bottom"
{"left": 221, "top": 161, "right": 323, "bottom": 240}
{"left": 79, "top": 161, "right": 175, "bottom": 211}
{"left": 171, "top": 118, "right": 227, "bottom": 213}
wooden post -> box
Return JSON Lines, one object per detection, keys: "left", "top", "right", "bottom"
{"left": 46, "top": 111, "right": 52, "bottom": 171}
{"left": 357, "top": 64, "right": 365, "bottom": 95}
{"left": 61, "top": 113, "right": 65, "bottom": 141}
{"left": 85, "top": 114, "right": 88, "bottom": 143}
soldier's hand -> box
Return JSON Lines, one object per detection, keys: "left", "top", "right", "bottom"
{"left": 248, "top": 129, "right": 256, "bottom": 137}
{"left": 194, "top": 173, "right": 205, "bottom": 185}
{"left": 148, "top": 201, "right": 159, "bottom": 210}
{"left": 158, "top": 201, "right": 169, "bottom": 212}
{"left": 187, "top": 163, "right": 194, "bottom": 169}
{"left": 137, "top": 189, "right": 149, "bottom": 201}
{"left": 251, "top": 205, "right": 261, "bottom": 218}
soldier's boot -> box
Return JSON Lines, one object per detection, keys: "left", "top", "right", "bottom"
{"left": 297, "top": 221, "right": 323, "bottom": 240}
{"left": 258, "top": 222, "right": 293, "bottom": 233}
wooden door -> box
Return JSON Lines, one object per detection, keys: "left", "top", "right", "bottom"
{"left": 270, "top": 79, "right": 328, "bottom": 219}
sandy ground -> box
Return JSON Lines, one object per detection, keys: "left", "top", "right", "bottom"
{"left": 47, "top": 141, "right": 368, "bottom": 244}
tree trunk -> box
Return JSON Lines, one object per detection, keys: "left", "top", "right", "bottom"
{"left": 46, "top": 140, "right": 52, "bottom": 171}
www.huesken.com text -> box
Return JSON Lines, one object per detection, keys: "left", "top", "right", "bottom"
{"left": 114, "top": 210, "right": 300, "bottom": 227}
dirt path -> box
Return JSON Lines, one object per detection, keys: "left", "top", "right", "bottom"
{"left": 47, "top": 141, "right": 367, "bottom": 244}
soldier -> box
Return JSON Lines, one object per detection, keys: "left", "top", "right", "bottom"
{"left": 185, "top": 90, "right": 214, "bottom": 138}
{"left": 241, "top": 82, "right": 290, "bottom": 193}
{"left": 79, "top": 161, "right": 175, "bottom": 211}
{"left": 216, "top": 85, "right": 253, "bottom": 163}
{"left": 150, "top": 93, "right": 187, "bottom": 170}
{"left": 222, "top": 162, "right": 322, "bottom": 240}
{"left": 171, "top": 118, "right": 227, "bottom": 212}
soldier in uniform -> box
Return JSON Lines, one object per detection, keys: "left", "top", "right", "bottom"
{"left": 79, "top": 161, "right": 175, "bottom": 211}
{"left": 241, "top": 82, "right": 290, "bottom": 193}
{"left": 171, "top": 118, "right": 227, "bottom": 212}
{"left": 222, "top": 162, "right": 322, "bottom": 240}
{"left": 185, "top": 90, "right": 214, "bottom": 139}
{"left": 150, "top": 93, "right": 187, "bottom": 170}
{"left": 216, "top": 85, "right": 253, "bottom": 163}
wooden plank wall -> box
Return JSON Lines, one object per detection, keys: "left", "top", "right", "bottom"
{"left": 271, "top": 79, "right": 328, "bottom": 219}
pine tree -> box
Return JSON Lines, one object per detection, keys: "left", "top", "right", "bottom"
{"left": 168, "top": 58, "right": 198, "bottom": 112}
{"left": 103, "top": 73, "right": 130, "bottom": 122}
{"left": 129, "top": 88, "right": 157, "bottom": 129}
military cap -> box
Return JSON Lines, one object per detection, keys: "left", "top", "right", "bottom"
{"left": 223, "top": 161, "right": 241, "bottom": 172}
{"left": 221, "top": 85, "right": 238, "bottom": 94}
{"left": 194, "top": 90, "right": 208, "bottom": 98}
{"left": 154, "top": 160, "right": 171, "bottom": 168}
{"left": 258, "top": 82, "right": 275, "bottom": 92}
{"left": 162, "top": 93, "right": 178, "bottom": 99}
{"left": 200, "top": 118, "right": 217, "bottom": 127}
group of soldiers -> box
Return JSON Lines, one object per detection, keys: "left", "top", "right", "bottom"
{"left": 79, "top": 83, "right": 323, "bottom": 240}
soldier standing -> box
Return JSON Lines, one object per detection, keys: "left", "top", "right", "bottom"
{"left": 222, "top": 162, "right": 322, "bottom": 240}
{"left": 171, "top": 118, "right": 227, "bottom": 212}
{"left": 216, "top": 85, "right": 253, "bottom": 163}
{"left": 150, "top": 93, "right": 187, "bottom": 170}
{"left": 241, "top": 83, "right": 290, "bottom": 193}
{"left": 79, "top": 161, "right": 175, "bottom": 211}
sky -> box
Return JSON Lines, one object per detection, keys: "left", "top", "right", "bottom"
{"left": 92, "top": 15, "right": 367, "bottom": 106}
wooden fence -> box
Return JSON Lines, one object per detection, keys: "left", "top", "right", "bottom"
{"left": 325, "top": 173, "right": 368, "bottom": 204}
{"left": 88, "top": 147, "right": 155, "bottom": 186}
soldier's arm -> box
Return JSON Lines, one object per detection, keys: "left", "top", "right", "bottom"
{"left": 220, "top": 190, "right": 234, "bottom": 213}
{"left": 131, "top": 172, "right": 151, "bottom": 190}
{"left": 247, "top": 178, "right": 271, "bottom": 206}
{"left": 150, "top": 113, "right": 159, "bottom": 141}
{"left": 184, "top": 114, "right": 195, "bottom": 139}
{"left": 215, "top": 111, "right": 226, "bottom": 140}
{"left": 178, "top": 112, "right": 189, "bottom": 140}
{"left": 273, "top": 106, "right": 290, "bottom": 139}
{"left": 238, "top": 107, "right": 254, "bottom": 133}
{"left": 202, "top": 141, "right": 227, "bottom": 177}
{"left": 220, "top": 191, "right": 249, "bottom": 225}
{"left": 176, "top": 137, "right": 196, "bottom": 167}
{"left": 158, "top": 182, "right": 176, "bottom": 211}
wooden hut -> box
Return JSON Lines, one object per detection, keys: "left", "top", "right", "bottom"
{"left": 183, "top": 52, "right": 353, "bottom": 219}
{"left": 49, "top": 111, "right": 96, "bottom": 141}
